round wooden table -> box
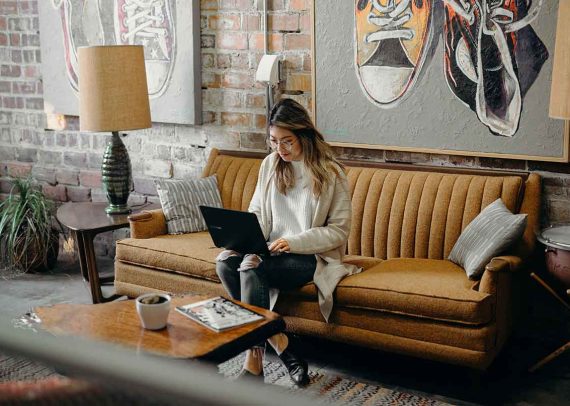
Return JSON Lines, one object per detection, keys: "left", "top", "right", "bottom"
{"left": 57, "top": 201, "right": 160, "bottom": 303}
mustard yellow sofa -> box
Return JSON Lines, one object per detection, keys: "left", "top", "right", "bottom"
{"left": 114, "top": 149, "right": 541, "bottom": 370}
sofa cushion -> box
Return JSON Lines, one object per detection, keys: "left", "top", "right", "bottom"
{"left": 155, "top": 176, "right": 223, "bottom": 234}
{"left": 116, "top": 232, "right": 222, "bottom": 282}
{"left": 117, "top": 237, "right": 491, "bottom": 325}
{"left": 284, "top": 258, "right": 492, "bottom": 325}
{"left": 115, "top": 262, "right": 226, "bottom": 299}
{"left": 343, "top": 255, "right": 383, "bottom": 270}
{"left": 448, "top": 198, "right": 527, "bottom": 279}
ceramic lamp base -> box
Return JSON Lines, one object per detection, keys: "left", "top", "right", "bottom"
{"left": 102, "top": 131, "right": 132, "bottom": 215}
{"left": 104, "top": 204, "right": 131, "bottom": 215}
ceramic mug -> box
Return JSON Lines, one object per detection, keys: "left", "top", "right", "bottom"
{"left": 135, "top": 293, "right": 171, "bottom": 330}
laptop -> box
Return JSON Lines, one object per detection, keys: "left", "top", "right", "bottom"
{"left": 199, "top": 206, "right": 270, "bottom": 256}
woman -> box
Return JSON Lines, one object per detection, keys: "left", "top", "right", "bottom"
{"left": 216, "top": 98, "right": 360, "bottom": 385}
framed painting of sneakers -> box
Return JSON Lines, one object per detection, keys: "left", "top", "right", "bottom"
{"left": 38, "top": 0, "right": 201, "bottom": 125}
{"left": 313, "top": 1, "right": 569, "bottom": 162}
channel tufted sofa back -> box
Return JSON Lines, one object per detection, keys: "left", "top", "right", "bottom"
{"left": 202, "top": 151, "right": 261, "bottom": 211}
{"left": 346, "top": 168, "right": 525, "bottom": 260}
{"left": 202, "top": 149, "right": 540, "bottom": 262}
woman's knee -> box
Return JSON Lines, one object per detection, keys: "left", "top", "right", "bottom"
{"left": 215, "top": 256, "right": 241, "bottom": 279}
{"left": 239, "top": 266, "right": 265, "bottom": 289}
{"left": 240, "top": 266, "right": 269, "bottom": 308}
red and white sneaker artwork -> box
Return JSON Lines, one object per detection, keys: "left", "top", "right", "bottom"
{"left": 113, "top": 0, "right": 176, "bottom": 98}
{"left": 50, "top": 0, "right": 176, "bottom": 99}
{"left": 354, "top": 0, "right": 549, "bottom": 138}
{"left": 443, "top": 0, "right": 548, "bottom": 137}
{"left": 51, "top": 0, "right": 89, "bottom": 93}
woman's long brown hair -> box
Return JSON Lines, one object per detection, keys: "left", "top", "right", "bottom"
{"left": 268, "top": 98, "right": 343, "bottom": 197}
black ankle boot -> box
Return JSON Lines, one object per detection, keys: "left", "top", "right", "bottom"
{"left": 278, "top": 339, "right": 309, "bottom": 386}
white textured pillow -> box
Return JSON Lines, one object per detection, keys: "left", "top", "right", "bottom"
{"left": 448, "top": 198, "right": 527, "bottom": 280}
{"left": 155, "top": 175, "right": 223, "bottom": 234}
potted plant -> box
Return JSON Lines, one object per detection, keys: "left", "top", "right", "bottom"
{"left": 0, "top": 177, "right": 60, "bottom": 273}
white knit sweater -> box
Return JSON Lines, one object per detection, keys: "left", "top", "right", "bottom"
{"left": 248, "top": 152, "right": 361, "bottom": 322}
{"left": 268, "top": 160, "right": 317, "bottom": 243}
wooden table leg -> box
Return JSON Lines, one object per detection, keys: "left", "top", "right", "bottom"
{"left": 529, "top": 341, "right": 570, "bottom": 373}
{"left": 528, "top": 273, "right": 570, "bottom": 373}
{"left": 71, "top": 230, "right": 89, "bottom": 282}
{"left": 79, "top": 231, "right": 121, "bottom": 304}
{"left": 79, "top": 231, "right": 104, "bottom": 304}
{"left": 530, "top": 273, "right": 570, "bottom": 311}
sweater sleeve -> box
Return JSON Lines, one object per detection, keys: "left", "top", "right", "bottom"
{"left": 287, "top": 173, "right": 352, "bottom": 254}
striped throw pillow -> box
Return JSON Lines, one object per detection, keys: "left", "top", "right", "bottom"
{"left": 155, "top": 175, "right": 223, "bottom": 234}
{"left": 448, "top": 198, "right": 527, "bottom": 280}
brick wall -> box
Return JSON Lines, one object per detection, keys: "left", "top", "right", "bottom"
{"left": 1, "top": 0, "right": 570, "bottom": 258}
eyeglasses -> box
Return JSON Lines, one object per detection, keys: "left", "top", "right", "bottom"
{"left": 268, "top": 138, "right": 297, "bottom": 151}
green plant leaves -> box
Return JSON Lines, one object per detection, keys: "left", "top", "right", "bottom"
{"left": 0, "top": 177, "right": 59, "bottom": 273}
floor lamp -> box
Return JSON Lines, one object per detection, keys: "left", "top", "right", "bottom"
{"left": 79, "top": 45, "right": 151, "bottom": 214}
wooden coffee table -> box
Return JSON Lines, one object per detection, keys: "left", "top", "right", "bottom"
{"left": 34, "top": 295, "right": 285, "bottom": 363}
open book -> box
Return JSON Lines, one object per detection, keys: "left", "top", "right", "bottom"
{"left": 175, "top": 296, "right": 264, "bottom": 332}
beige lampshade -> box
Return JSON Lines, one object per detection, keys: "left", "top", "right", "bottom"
{"left": 550, "top": 0, "right": 570, "bottom": 120}
{"left": 79, "top": 45, "right": 151, "bottom": 132}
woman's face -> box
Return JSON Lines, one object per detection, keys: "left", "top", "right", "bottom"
{"left": 269, "top": 126, "right": 303, "bottom": 162}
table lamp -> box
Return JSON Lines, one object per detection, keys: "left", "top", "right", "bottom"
{"left": 79, "top": 45, "right": 151, "bottom": 214}
{"left": 550, "top": 0, "right": 570, "bottom": 120}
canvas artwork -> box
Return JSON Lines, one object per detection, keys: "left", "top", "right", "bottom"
{"left": 38, "top": 0, "right": 201, "bottom": 125}
{"left": 441, "top": 0, "right": 547, "bottom": 137}
{"left": 314, "top": 1, "right": 567, "bottom": 161}
{"left": 355, "top": 0, "right": 434, "bottom": 108}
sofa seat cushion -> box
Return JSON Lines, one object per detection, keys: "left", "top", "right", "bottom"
{"left": 283, "top": 258, "right": 492, "bottom": 325}
{"left": 337, "top": 258, "right": 492, "bottom": 325}
{"left": 343, "top": 255, "right": 383, "bottom": 270}
{"left": 116, "top": 232, "right": 222, "bottom": 282}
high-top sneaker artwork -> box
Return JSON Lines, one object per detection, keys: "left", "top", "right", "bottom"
{"left": 355, "top": 0, "right": 434, "bottom": 108}
{"left": 113, "top": 0, "right": 176, "bottom": 98}
{"left": 444, "top": 0, "right": 547, "bottom": 137}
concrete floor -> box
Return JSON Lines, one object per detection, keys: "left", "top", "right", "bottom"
{"left": 1, "top": 254, "right": 569, "bottom": 406}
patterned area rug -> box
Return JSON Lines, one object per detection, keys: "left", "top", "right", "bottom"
{"left": 0, "top": 353, "right": 57, "bottom": 383}
{"left": 0, "top": 354, "right": 171, "bottom": 405}
{"left": 1, "top": 352, "right": 454, "bottom": 405}
{"left": 218, "top": 354, "right": 454, "bottom": 406}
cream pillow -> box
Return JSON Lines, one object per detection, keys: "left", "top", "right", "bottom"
{"left": 448, "top": 199, "right": 527, "bottom": 279}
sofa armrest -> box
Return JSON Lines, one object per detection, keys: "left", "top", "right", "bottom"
{"left": 479, "top": 255, "right": 523, "bottom": 294}
{"left": 485, "top": 256, "right": 523, "bottom": 273}
{"left": 128, "top": 209, "right": 167, "bottom": 239}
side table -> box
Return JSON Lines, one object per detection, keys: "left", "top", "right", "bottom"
{"left": 56, "top": 202, "right": 160, "bottom": 304}
{"left": 528, "top": 272, "right": 570, "bottom": 372}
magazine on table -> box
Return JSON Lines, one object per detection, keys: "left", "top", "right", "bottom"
{"left": 175, "top": 296, "right": 264, "bottom": 332}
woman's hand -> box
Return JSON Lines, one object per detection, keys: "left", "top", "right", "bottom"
{"left": 269, "top": 238, "right": 290, "bottom": 253}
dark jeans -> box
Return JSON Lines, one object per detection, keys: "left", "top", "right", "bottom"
{"left": 216, "top": 254, "right": 317, "bottom": 310}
